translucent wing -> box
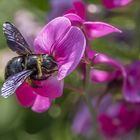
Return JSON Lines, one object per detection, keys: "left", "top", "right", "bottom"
{"left": 3, "top": 22, "right": 33, "bottom": 55}
{"left": 1, "top": 70, "right": 33, "bottom": 98}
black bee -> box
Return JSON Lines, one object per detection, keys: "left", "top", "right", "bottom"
{"left": 1, "top": 22, "right": 57, "bottom": 98}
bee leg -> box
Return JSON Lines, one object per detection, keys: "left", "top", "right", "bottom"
{"left": 31, "top": 81, "right": 41, "bottom": 88}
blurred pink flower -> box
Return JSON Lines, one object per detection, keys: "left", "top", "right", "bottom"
{"left": 90, "top": 51, "right": 140, "bottom": 103}
{"left": 90, "top": 52, "right": 126, "bottom": 83}
{"left": 72, "top": 103, "right": 92, "bottom": 136}
{"left": 16, "top": 17, "right": 86, "bottom": 113}
{"left": 48, "top": 0, "right": 82, "bottom": 21}
{"left": 123, "top": 61, "right": 140, "bottom": 103}
{"left": 65, "top": 1, "right": 86, "bottom": 19}
{"left": 98, "top": 97, "right": 140, "bottom": 138}
{"left": 102, "top": 0, "right": 133, "bottom": 9}
{"left": 72, "top": 95, "right": 140, "bottom": 138}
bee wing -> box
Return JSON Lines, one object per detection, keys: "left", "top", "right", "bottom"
{"left": 1, "top": 70, "right": 33, "bottom": 98}
{"left": 3, "top": 22, "right": 33, "bottom": 55}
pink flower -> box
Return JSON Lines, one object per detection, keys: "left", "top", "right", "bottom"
{"left": 72, "top": 95, "right": 140, "bottom": 138}
{"left": 98, "top": 97, "right": 140, "bottom": 138}
{"left": 65, "top": 1, "right": 86, "bottom": 20}
{"left": 90, "top": 52, "right": 126, "bottom": 83}
{"left": 64, "top": 4, "right": 122, "bottom": 83}
{"left": 48, "top": 0, "right": 82, "bottom": 20}
{"left": 16, "top": 17, "right": 86, "bottom": 113}
{"left": 72, "top": 104, "right": 92, "bottom": 136}
{"left": 90, "top": 50, "right": 140, "bottom": 103}
{"left": 64, "top": 11, "right": 122, "bottom": 40}
{"left": 123, "top": 61, "right": 140, "bottom": 102}
{"left": 102, "top": 0, "right": 133, "bottom": 9}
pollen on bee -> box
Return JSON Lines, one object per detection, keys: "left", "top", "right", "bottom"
{"left": 25, "top": 78, "right": 32, "bottom": 86}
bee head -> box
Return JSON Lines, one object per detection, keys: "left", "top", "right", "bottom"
{"left": 42, "top": 55, "right": 57, "bottom": 71}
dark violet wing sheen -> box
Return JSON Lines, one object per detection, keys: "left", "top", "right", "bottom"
{"left": 1, "top": 70, "right": 33, "bottom": 98}
{"left": 3, "top": 22, "right": 33, "bottom": 55}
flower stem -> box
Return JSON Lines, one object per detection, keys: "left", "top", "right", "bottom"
{"left": 134, "top": 2, "right": 140, "bottom": 56}
{"left": 64, "top": 84, "right": 84, "bottom": 95}
{"left": 82, "top": 65, "right": 99, "bottom": 140}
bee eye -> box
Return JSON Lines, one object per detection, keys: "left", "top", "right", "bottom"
{"left": 42, "top": 58, "right": 57, "bottom": 70}
{"left": 43, "top": 60, "right": 51, "bottom": 68}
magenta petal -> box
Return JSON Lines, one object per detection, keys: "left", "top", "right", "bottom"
{"left": 32, "top": 76, "right": 64, "bottom": 99}
{"left": 85, "top": 45, "right": 97, "bottom": 60}
{"left": 90, "top": 69, "right": 113, "bottom": 83}
{"left": 31, "top": 95, "right": 52, "bottom": 113}
{"left": 72, "top": 106, "right": 92, "bottom": 135}
{"left": 54, "top": 26, "right": 86, "bottom": 80}
{"left": 123, "top": 78, "right": 140, "bottom": 103}
{"left": 94, "top": 53, "right": 124, "bottom": 72}
{"left": 98, "top": 100, "right": 140, "bottom": 138}
{"left": 92, "top": 53, "right": 127, "bottom": 81}
{"left": 73, "top": 1, "right": 86, "bottom": 19}
{"left": 64, "top": 13, "right": 84, "bottom": 25}
{"left": 16, "top": 82, "right": 37, "bottom": 108}
{"left": 83, "top": 22, "right": 122, "bottom": 40}
{"left": 123, "top": 61, "right": 140, "bottom": 102}
{"left": 34, "top": 17, "right": 71, "bottom": 54}
{"left": 103, "top": 0, "right": 132, "bottom": 9}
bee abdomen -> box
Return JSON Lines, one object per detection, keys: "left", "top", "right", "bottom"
{"left": 5, "top": 56, "right": 24, "bottom": 80}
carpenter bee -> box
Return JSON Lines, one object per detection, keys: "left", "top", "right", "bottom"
{"left": 1, "top": 22, "right": 57, "bottom": 98}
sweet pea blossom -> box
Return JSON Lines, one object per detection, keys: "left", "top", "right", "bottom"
{"left": 90, "top": 52, "right": 126, "bottom": 83}
{"left": 102, "top": 0, "right": 133, "bottom": 9}
{"left": 89, "top": 52, "right": 126, "bottom": 98}
{"left": 90, "top": 50, "right": 140, "bottom": 103}
{"left": 64, "top": 2, "right": 122, "bottom": 84}
{"left": 72, "top": 95, "right": 140, "bottom": 138}
{"left": 98, "top": 100, "right": 140, "bottom": 138}
{"left": 64, "top": 4, "right": 122, "bottom": 40}
{"left": 16, "top": 17, "right": 86, "bottom": 113}
{"left": 97, "top": 95, "right": 140, "bottom": 138}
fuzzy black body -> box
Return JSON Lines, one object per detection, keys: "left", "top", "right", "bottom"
{"left": 5, "top": 54, "right": 57, "bottom": 80}
{"left": 1, "top": 22, "right": 58, "bottom": 98}
{"left": 5, "top": 56, "right": 24, "bottom": 79}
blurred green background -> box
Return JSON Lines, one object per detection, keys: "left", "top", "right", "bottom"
{"left": 0, "top": 0, "right": 139, "bottom": 140}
